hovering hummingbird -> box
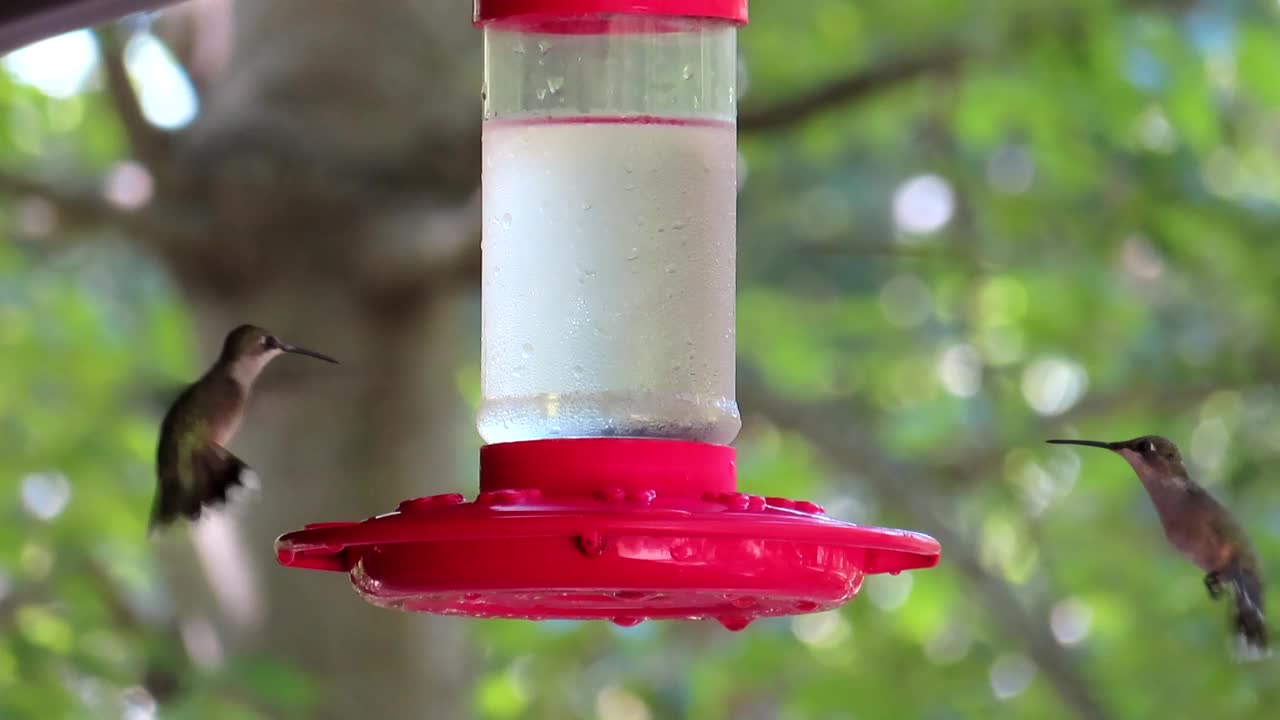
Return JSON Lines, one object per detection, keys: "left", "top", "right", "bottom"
{"left": 149, "top": 324, "right": 338, "bottom": 531}
{"left": 1047, "top": 435, "right": 1267, "bottom": 657}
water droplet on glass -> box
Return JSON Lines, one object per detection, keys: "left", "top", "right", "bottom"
{"left": 546, "top": 76, "right": 564, "bottom": 95}
{"left": 500, "top": 212, "right": 512, "bottom": 228}
{"left": 626, "top": 248, "right": 639, "bottom": 261}
{"left": 521, "top": 342, "right": 534, "bottom": 359}
{"left": 513, "top": 42, "right": 526, "bottom": 55}
{"left": 672, "top": 219, "right": 686, "bottom": 230}
{"left": 581, "top": 202, "right": 592, "bottom": 211}
{"left": 537, "top": 40, "right": 551, "bottom": 54}
{"left": 682, "top": 65, "right": 693, "bottom": 80}
{"left": 623, "top": 163, "right": 633, "bottom": 174}
{"left": 664, "top": 263, "right": 676, "bottom": 274}
{"left": 535, "top": 88, "right": 547, "bottom": 101}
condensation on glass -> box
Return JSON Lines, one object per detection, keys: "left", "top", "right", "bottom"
{"left": 478, "top": 13, "right": 740, "bottom": 445}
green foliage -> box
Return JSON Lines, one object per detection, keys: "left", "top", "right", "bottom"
{"left": 4, "top": 0, "right": 1280, "bottom": 719}
{"left": 471, "top": 1, "right": 1280, "bottom": 718}
{"left": 0, "top": 67, "right": 317, "bottom": 715}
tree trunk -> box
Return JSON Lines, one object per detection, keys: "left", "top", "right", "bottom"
{"left": 146, "top": 1, "right": 483, "bottom": 717}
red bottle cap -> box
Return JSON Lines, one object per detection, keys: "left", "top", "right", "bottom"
{"left": 474, "top": 0, "right": 748, "bottom": 25}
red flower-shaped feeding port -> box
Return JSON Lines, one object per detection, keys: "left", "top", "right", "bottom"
{"left": 275, "top": 438, "right": 940, "bottom": 630}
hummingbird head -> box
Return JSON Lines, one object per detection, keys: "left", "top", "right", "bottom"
{"left": 1046, "top": 434, "right": 1187, "bottom": 483}
{"left": 218, "top": 324, "right": 339, "bottom": 386}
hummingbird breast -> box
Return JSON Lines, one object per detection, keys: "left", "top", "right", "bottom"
{"left": 211, "top": 409, "right": 244, "bottom": 447}
{"left": 188, "top": 372, "right": 249, "bottom": 448}
{"left": 1149, "top": 484, "right": 1239, "bottom": 573}
{"left": 1164, "top": 517, "right": 1232, "bottom": 571}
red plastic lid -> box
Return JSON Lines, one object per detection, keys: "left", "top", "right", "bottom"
{"left": 275, "top": 439, "right": 941, "bottom": 629}
{"left": 474, "top": 0, "right": 748, "bottom": 25}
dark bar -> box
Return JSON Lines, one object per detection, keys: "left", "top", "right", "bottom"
{"left": 0, "top": 0, "right": 184, "bottom": 54}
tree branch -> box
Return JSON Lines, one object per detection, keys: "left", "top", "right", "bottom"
{"left": 358, "top": 187, "right": 482, "bottom": 297}
{"left": 0, "top": 167, "right": 200, "bottom": 246}
{"left": 739, "top": 46, "right": 969, "bottom": 134}
{"left": 737, "top": 367, "right": 1113, "bottom": 720}
{"left": 93, "top": 26, "right": 174, "bottom": 170}
{"left": 0, "top": 167, "right": 134, "bottom": 233}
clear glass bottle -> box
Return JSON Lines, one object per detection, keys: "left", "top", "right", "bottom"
{"left": 476, "top": 1, "right": 745, "bottom": 445}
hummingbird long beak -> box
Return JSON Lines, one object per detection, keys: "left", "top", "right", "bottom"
{"left": 1045, "top": 438, "right": 1120, "bottom": 451}
{"left": 278, "top": 342, "right": 339, "bottom": 364}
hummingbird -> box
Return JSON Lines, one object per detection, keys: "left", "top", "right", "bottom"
{"left": 149, "top": 324, "right": 339, "bottom": 532}
{"left": 1046, "top": 435, "right": 1267, "bottom": 657}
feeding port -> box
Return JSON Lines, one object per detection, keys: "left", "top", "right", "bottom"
{"left": 275, "top": 0, "right": 941, "bottom": 630}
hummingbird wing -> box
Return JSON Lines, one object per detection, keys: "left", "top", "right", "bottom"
{"left": 150, "top": 418, "right": 254, "bottom": 532}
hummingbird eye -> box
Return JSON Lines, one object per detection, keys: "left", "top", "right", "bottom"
{"left": 1144, "top": 441, "right": 1156, "bottom": 454}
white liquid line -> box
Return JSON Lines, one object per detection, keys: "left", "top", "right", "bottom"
{"left": 479, "top": 118, "right": 740, "bottom": 444}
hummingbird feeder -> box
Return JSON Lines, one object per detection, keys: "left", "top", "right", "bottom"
{"left": 275, "top": 0, "right": 940, "bottom": 630}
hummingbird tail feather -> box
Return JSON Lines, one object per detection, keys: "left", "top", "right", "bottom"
{"left": 1227, "top": 560, "right": 1267, "bottom": 654}
{"left": 149, "top": 444, "right": 252, "bottom": 531}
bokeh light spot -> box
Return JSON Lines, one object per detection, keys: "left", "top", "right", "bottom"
{"left": 1050, "top": 598, "right": 1093, "bottom": 646}
{"left": 103, "top": 161, "right": 155, "bottom": 210}
{"left": 978, "top": 276, "right": 1028, "bottom": 326}
{"left": 892, "top": 174, "right": 954, "bottom": 235}
{"left": 937, "top": 343, "right": 982, "bottom": 398}
{"left": 1190, "top": 417, "right": 1230, "bottom": 476}
{"left": 791, "top": 610, "right": 851, "bottom": 648}
{"left": 125, "top": 33, "right": 198, "bottom": 129}
{"left": 1021, "top": 357, "right": 1088, "bottom": 416}
{"left": 925, "top": 621, "right": 973, "bottom": 664}
{"left": 1135, "top": 105, "right": 1175, "bottom": 153}
{"left": 989, "top": 653, "right": 1036, "bottom": 700}
{"left": 20, "top": 471, "right": 72, "bottom": 521}
{"left": 3, "top": 30, "right": 98, "bottom": 98}
{"left": 865, "top": 572, "right": 914, "bottom": 612}
{"left": 595, "top": 685, "right": 651, "bottom": 720}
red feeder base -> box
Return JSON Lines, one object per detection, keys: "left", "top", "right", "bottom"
{"left": 275, "top": 438, "right": 940, "bottom": 630}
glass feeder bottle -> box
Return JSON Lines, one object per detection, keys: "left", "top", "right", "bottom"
{"left": 477, "top": 0, "right": 744, "bottom": 446}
